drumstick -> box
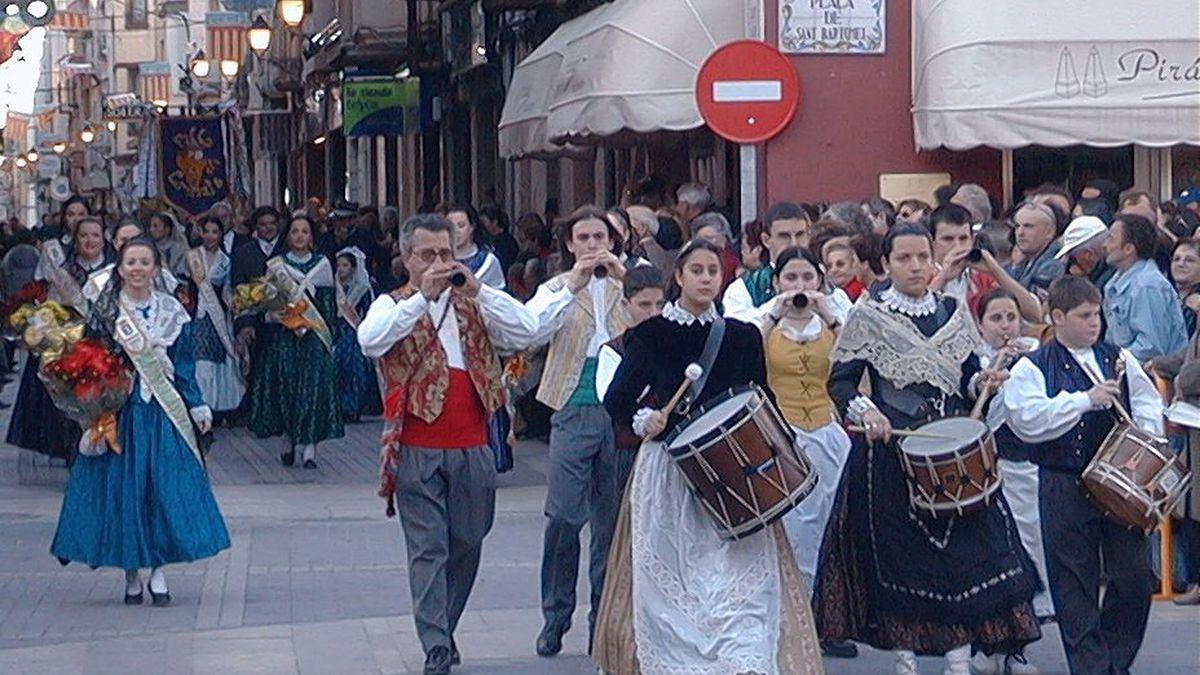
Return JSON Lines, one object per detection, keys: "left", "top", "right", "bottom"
{"left": 661, "top": 363, "right": 704, "bottom": 417}
{"left": 845, "top": 425, "right": 956, "bottom": 441}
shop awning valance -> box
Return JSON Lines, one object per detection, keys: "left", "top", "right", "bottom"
{"left": 912, "top": 0, "right": 1200, "bottom": 151}
{"left": 499, "top": 0, "right": 749, "bottom": 159}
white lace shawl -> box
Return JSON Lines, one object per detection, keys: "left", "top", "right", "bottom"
{"left": 119, "top": 291, "right": 190, "bottom": 402}
{"left": 831, "top": 294, "right": 982, "bottom": 397}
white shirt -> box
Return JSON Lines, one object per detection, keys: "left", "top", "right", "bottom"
{"left": 726, "top": 276, "right": 853, "bottom": 327}
{"left": 1003, "top": 345, "right": 1163, "bottom": 444}
{"left": 356, "top": 285, "right": 538, "bottom": 364}
{"left": 525, "top": 276, "right": 613, "bottom": 356}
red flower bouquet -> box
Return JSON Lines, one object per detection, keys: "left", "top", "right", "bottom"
{"left": 39, "top": 338, "right": 134, "bottom": 455}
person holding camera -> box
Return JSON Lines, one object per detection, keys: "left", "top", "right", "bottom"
{"left": 357, "top": 213, "right": 538, "bottom": 675}
{"left": 929, "top": 204, "right": 1043, "bottom": 322}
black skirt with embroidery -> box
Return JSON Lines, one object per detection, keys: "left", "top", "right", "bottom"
{"left": 813, "top": 433, "right": 1042, "bottom": 655}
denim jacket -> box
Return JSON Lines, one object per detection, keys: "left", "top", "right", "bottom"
{"left": 1103, "top": 258, "right": 1188, "bottom": 361}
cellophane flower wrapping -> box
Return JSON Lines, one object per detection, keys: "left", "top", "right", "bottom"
{"left": 4, "top": 282, "right": 83, "bottom": 356}
{"left": 231, "top": 276, "right": 289, "bottom": 316}
{"left": 39, "top": 338, "right": 133, "bottom": 453}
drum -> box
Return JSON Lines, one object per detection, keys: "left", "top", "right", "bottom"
{"left": 899, "top": 417, "right": 1001, "bottom": 517}
{"left": 1083, "top": 424, "right": 1192, "bottom": 532}
{"left": 663, "top": 384, "right": 817, "bottom": 540}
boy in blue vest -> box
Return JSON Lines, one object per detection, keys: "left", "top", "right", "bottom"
{"left": 1003, "top": 276, "right": 1163, "bottom": 675}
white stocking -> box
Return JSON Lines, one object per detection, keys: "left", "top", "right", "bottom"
{"left": 149, "top": 567, "right": 168, "bottom": 594}
{"left": 125, "top": 569, "right": 141, "bottom": 595}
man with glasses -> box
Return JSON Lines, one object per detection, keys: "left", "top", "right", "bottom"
{"left": 358, "top": 214, "right": 538, "bottom": 675}
{"left": 1006, "top": 201, "right": 1066, "bottom": 296}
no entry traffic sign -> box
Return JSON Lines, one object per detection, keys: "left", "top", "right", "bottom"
{"left": 696, "top": 40, "right": 801, "bottom": 145}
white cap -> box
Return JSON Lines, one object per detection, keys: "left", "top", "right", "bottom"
{"left": 1055, "top": 216, "right": 1108, "bottom": 260}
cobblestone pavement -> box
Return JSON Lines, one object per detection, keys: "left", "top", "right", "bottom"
{"left": 0, "top": 372, "right": 1195, "bottom": 674}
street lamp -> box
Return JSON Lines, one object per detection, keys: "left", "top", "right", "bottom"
{"left": 52, "top": 141, "right": 67, "bottom": 154}
{"left": 106, "top": 120, "right": 116, "bottom": 132}
{"left": 277, "top": 0, "right": 306, "bottom": 29}
{"left": 248, "top": 15, "right": 272, "bottom": 56}
{"left": 80, "top": 126, "right": 95, "bottom": 144}
{"left": 220, "top": 59, "right": 240, "bottom": 79}
{"left": 14, "top": 157, "right": 26, "bottom": 168}
{"left": 190, "top": 50, "right": 210, "bottom": 78}
{"left": 25, "top": 149, "right": 38, "bottom": 163}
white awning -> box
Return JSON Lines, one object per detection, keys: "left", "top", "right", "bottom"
{"left": 912, "top": 0, "right": 1200, "bottom": 151}
{"left": 499, "top": 0, "right": 748, "bottom": 159}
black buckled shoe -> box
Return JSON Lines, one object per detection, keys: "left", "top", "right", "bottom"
{"left": 149, "top": 588, "right": 171, "bottom": 607}
{"left": 536, "top": 621, "right": 567, "bottom": 657}
{"left": 123, "top": 587, "right": 143, "bottom": 605}
{"left": 423, "top": 646, "right": 452, "bottom": 675}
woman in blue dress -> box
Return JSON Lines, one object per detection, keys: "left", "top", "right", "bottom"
{"left": 50, "top": 237, "right": 230, "bottom": 606}
{"left": 333, "top": 246, "right": 381, "bottom": 422}
{"left": 247, "top": 215, "right": 344, "bottom": 468}
{"left": 8, "top": 216, "right": 108, "bottom": 460}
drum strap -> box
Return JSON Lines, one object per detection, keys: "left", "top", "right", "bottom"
{"left": 680, "top": 315, "right": 726, "bottom": 414}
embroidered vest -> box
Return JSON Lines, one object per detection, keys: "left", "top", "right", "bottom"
{"left": 378, "top": 288, "right": 505, "bottom": 423}
{"left": 1027, "top": 340, "right": 1129, "bottom": 472}
{"left": 536, "top": 273, "right": 627, "bottom": 411}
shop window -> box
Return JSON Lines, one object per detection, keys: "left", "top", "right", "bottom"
{"left": 126, "top": 0, "right": 148, "bottom": 29}
{"left": 1172, "top": 146, "right": 1200, "bottom": 197}
{"left": 1013, "top": 145, "right": 1134, "bottom": 201}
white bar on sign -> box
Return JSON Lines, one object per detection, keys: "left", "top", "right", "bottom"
{"left": 713, "top": 80, "right": 782, "bottom": 103}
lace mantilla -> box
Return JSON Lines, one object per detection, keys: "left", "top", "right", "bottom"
{"left": 832, "top": 294, "right": 982, "bottom": 396}
{"left": 662, "top": 301, "right": 718, "bottom": 326}
{"left": 880, "top": 286, "right": 937, "bottom": 317}
{"left": 119, "top": 291, "right": 189, "bottom": 346}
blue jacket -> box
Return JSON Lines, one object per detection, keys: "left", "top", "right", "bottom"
{"left": 1103, "top": 258, "right": 1187, "bottom": 361}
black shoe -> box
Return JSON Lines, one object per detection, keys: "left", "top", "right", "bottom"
{"left": 449, "top": 638, "right": 460, "bottom": 665}
{"left": 149, "top": 588, "right": 171, "bottom": 607}
{"left": 280, "top": 450, "right": 295, "bottom": 466}
{"left": 820, "top": 639, "right": 858, "bottom": 658}
{"left": 536, "top": 621, "right": 567, "bottom": 657}
{"left": 124, "top": 587, "right": 143, "bottom": 605}
{"left": 303, "top": 458, "right": 317, "bottom": 469}
{"left": 423, "top": 646, "right": 452, "bottom": 675}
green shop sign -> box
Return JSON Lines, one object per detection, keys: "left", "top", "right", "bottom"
{"left": 343, "top": 78, "right": 420, "bottom": 137}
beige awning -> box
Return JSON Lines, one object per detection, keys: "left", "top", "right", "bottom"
{"left": 912, "top": 0, "right": 1200, "bottom": 150}
{"left": 499, "top": 0, "right": 749, "bottom": 159}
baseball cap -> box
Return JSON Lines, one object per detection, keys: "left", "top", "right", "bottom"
{"left": 1055, "top": 216, "right": 1108, "bottom": 260}
{"left": 1179, "top": 187, "right": 1200, "bottom": 207}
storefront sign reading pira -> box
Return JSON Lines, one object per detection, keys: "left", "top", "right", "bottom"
{"left": 343, "top": 78, "right": 420, "bottom": 138}
{"left": 779, "top": 0, "right": 885, "bottom": 55}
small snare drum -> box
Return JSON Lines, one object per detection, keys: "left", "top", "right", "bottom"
{"left": 899, "top": 416, "right": 1001, "bottom": 517}
{"left": 1083, "top": 424, "right": 1191, "bottom": 532}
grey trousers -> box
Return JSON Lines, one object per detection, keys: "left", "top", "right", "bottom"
{"left": 540, "top": 404, "right": 629, "bottom": 636}
{"left": 395, "top": 445, "right": 496, "bottom": 653}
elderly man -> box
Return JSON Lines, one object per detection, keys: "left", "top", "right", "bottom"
{"left": 1102, "top": 213, "right": 1187, "bottom": 361}
{"left": 1057, "top": 216, "right": 1115, "bottom": 293}
{"left": 674, "top": 182, "right": 712, "bottom": 236}
{"left": 626, "top": 205, "right": 678, "bottom": 273}
{"left": 950, "top": 183, "right": 993, "bottom": 224}
{"left": 1006, "top": 200, "right": 1065, "bottom": 295}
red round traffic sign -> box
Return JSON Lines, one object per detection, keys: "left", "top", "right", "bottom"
{"left": 695, "top": 40, "right": 801, "bottom": 145}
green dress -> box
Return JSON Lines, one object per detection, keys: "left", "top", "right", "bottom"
{"left": 248, "top": 253, "right": 345, "bottom": 445}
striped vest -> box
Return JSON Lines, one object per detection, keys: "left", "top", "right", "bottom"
{"left": 536, "top": 273, "right": 628, "bottom": 411}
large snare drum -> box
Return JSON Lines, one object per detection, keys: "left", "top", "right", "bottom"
{"left": 899, "top": 417, "right": 1001, "bottom": 517}
{"left": 1083, "top": 424, "right": 1192, "bottom": 532}
{"left": 663, "top": 384, "right": 817, "bottom": 540}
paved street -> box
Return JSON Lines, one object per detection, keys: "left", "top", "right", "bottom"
{"left": 0, "top": 377, "right": 1196, "bottom": 674}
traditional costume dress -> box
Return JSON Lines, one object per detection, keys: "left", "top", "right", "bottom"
{"left": 816, "top": 285, "right": 1041, "bottom": 671}
{"left": 594, "top": 302, "right": 824, "bottom": 675}
{"left": 1002, "top": 339, "right": 1161, "bottom": 675}
{"left": 50, "top": 290, "right": 230, "bottom": 571}
{"left": 357, "top": 280, "right": 537, "bottom": 665}
{"left": 184, "top": 246, "right": 245, "bottom": 412}
{"left": 457, "top": 244, "right": 505, "bottom": 290}
{"left": 760, "top": 309, "right": 852, "bottom": 591}
{"left": 334, "top": 247, "right": 382, "bottom": 421}
{"left": 247, "top": 252, "right": 344, "bottom": 454}
{"left": 6, "top": 243, "right": 102, "bottom": 459}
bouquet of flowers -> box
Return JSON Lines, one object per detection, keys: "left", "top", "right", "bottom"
{"left": 39, "top": 338, "right": 134, "bottom": 456}
{"left": 6, "top": 293, "right": 84, "bottom": 358}
{"left": 0, "top": 279, "right": 48, "bottom": 325}
{"left": 232, "top": 276, "right": 315, "bottom": 331}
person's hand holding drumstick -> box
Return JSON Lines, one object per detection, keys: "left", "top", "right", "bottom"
{"left": 636, "top": 364, "right": 703, "bottom": 439}
{"left": 860, "top": 409, "right": 893, "bottom": 443}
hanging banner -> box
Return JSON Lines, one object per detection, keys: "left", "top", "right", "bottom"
{"left": 158, "top": 116, "right": 230, "bottom": 216}
{"left": 343, "top": 78, "right": 420, "bottom": 137}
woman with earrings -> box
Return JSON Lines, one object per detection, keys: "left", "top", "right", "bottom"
{"left": 594, "top": 238, "right": 824, "bottom": 675}
{"left": 50, "top": 237, "right": 229, "bottom": 606}
{"left": 333, "top": 246, "right": 381, "bottom": 422}
{"left": 247, "top": 215, "right": 344, "bottom": 468}
{"left": 185, "top": 216, "right": 245, "bottom": 417}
